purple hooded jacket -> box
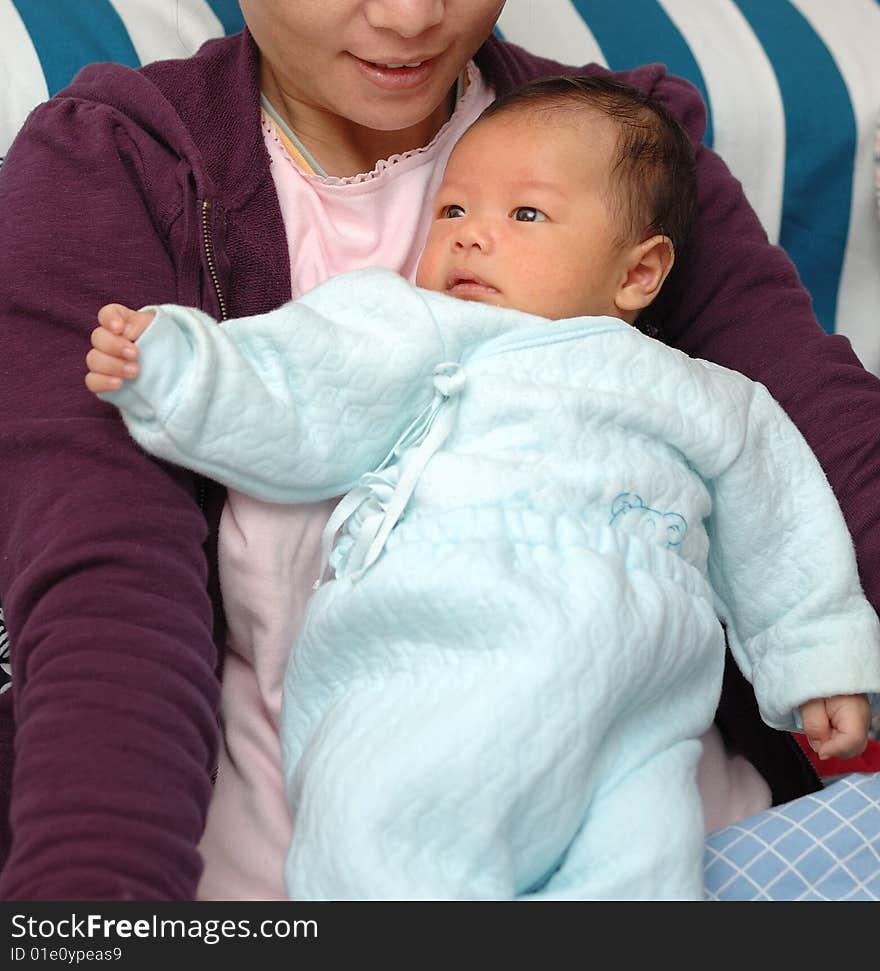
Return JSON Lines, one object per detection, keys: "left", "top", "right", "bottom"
{"left": 1, "top": 29, "right": 877, "bottom": 900}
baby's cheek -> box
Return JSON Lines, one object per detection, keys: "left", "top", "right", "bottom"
{"left": 415, "top": 244, "right": 441, "bottom": 290}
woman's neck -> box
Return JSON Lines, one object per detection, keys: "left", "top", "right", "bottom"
{"left": 262, "top": 82, "right": 457, "bottom": 179}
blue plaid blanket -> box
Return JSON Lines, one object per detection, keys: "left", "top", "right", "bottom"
{"left": 705, "top": 773, "right": 880, "bottom": 900}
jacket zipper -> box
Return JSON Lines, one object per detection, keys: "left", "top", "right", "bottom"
{"left": 201, "top": 199, "right": 228, "bottom": 322}
{"left": 196, "top": 199, "right": 227, "bottom": 514}
{"left": 201, "top": 200, "right": 227, "bottom": 787}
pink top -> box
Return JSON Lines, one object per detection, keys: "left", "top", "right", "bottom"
{"left": 195, "top": 62, "right": 771, "bottom": 901}
{"left": 264, "top": 63, "right": 492, "bottom": 297}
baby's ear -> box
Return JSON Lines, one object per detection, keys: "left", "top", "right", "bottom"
{"left": 614, "top": 235, "right": 675, "bottom": 314}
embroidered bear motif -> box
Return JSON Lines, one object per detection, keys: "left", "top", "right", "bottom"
{"left": 609, "top": 493, "right": 688, "bottom": 548}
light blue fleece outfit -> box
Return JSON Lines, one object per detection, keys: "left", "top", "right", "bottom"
{"left": 104, "top": 267, "right": 880, "bottom": 901}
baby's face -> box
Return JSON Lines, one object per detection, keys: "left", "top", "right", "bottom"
{"left": 416, "top": 109, "right": 632, "bottom": 321}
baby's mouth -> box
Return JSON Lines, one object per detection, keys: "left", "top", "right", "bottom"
{"left": 446, "top": 272, "right": 499, "bottom": 299}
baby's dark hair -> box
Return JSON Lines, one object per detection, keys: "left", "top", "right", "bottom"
{"left": 478, "top": 75, "right": 698, "bottom": 253}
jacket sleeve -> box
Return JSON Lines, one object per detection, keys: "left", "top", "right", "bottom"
{"left": 0, "top": 99, "right": 219, "bottom": 899}
{"left": 706, "top": 381, "right": 880, "bottom": 731}
{"left": 629, "top": 66, "right": 880, "bottom": 617}
{"left": 103, "top": 270, "right": 447, "bottom": 502}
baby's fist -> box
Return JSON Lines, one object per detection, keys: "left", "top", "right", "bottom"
{"left": 799, "top": 694, "right": 871, "bottom": 761}
{"left": 85, "top": 304, "right": 155, "bottom": 394}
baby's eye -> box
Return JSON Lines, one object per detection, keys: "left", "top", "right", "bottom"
{"left": 440, "top": 204, "right": 466, "bottom": 219}
{"left": 511, "top": 207, "right": 547, "bottom": 222}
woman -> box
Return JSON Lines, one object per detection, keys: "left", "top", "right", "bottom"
{"left": 0, "top": 1, "right": 877, "bottom": 900}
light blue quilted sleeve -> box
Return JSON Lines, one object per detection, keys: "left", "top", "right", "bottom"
{"left": 706, "top": 379, "right": 880, "bottom": 730}
{"left": 102, "top": 268, "right": 447, "bottom": 502}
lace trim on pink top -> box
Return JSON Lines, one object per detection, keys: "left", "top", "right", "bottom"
{"left": 259, "top": 61, "right": 495, "bottom": 298}
{"left": 262, "top": 65, "right": 477, "bottom": 185}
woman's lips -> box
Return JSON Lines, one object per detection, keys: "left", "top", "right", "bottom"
{"left": 353, "top": 55, "right": 437, "bottom": 90}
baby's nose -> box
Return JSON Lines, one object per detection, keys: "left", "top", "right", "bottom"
{"left": 453, "top": 220, "right": 491, "bottom": 252}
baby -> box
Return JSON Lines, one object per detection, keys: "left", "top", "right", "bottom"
{"left": 86, "top": 77, "right": 880, "bottom": 900}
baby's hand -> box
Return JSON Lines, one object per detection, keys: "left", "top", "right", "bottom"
{"left": 85, "top": 304, "right": 156, "bottom": 393}
{"left": 799, "top": 694, "right": 871, "bottom": 761}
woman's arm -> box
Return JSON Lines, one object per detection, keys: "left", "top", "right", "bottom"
{"left": 0, "top": 98, "right": 219, "bottom": 899}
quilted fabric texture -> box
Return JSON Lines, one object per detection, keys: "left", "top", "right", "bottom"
{"left": 705, "top": 772, "right": 880, "bottom": 900}
{"left": 104, "top": 267, "right": 880, "bottom": 899}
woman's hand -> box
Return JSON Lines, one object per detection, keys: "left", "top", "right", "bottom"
{"left": 85, "top": 303, "right": 155, "bottom": 393}
{"left": 799, "top": 694, "right": 872, "bottom": 760}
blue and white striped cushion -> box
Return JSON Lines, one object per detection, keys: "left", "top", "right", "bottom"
{"left": 0, "top": 0, "right": 242, "bottom": 149}
{"left": 875, "top": 112, "right": 880, "bottom": 222}
{"left": 1, "top": 1, "right": 877, "bottom": 371}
